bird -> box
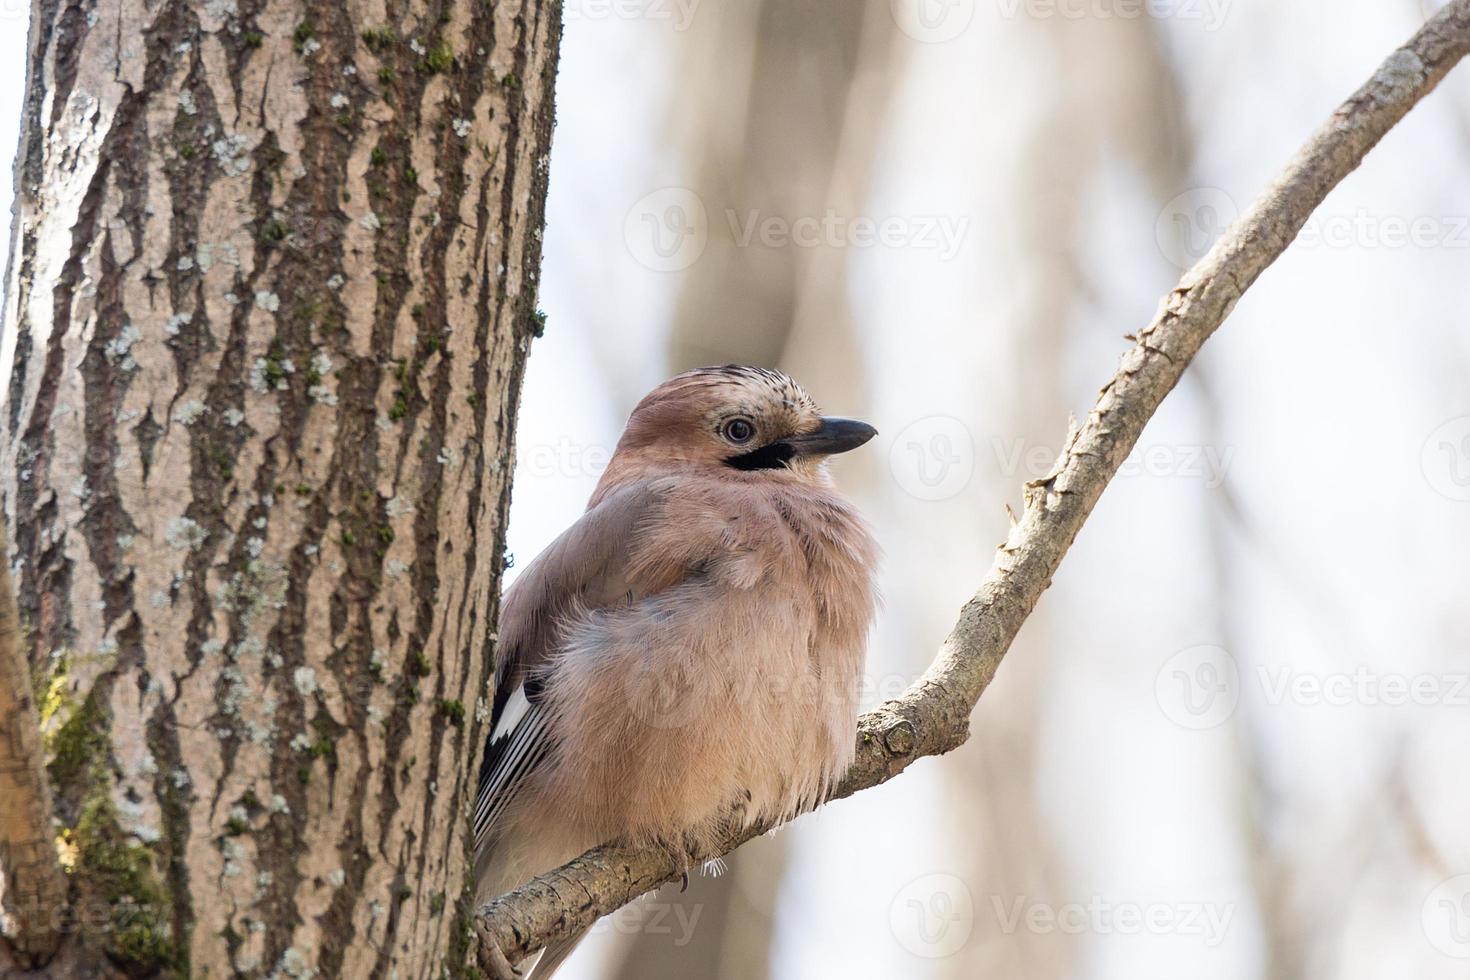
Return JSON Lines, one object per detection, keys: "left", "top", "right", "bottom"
{"left": 472, "top": 365, "right": 880, "bottom": 977}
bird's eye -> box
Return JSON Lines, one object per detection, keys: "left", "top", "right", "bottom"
{"left": 723, "top": 418, "right": 755, "bottom": 444}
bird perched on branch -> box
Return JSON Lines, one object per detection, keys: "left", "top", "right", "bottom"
{"left": 473, "top": 365, "right": 879, "bottom": 977}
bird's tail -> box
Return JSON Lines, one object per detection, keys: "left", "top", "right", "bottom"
{"left": 525, "top": 929, "right": 590, "bottom": 979}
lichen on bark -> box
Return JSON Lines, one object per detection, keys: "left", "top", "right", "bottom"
{"left": 0, "top": 0, "right": 561, "bottom": 972}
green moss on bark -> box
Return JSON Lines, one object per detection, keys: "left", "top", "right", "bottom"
{"left": 72, "top": 793, "right": 181, "bottom": 975}
{"left": 43, "top": 668, "right": 183, "bottom": 976}
{"left": 46, "top": 680, "right": 105, "bottom": 787}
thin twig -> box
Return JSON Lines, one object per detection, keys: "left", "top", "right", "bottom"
{"left": 477, "top": 2, "right": 1470, "bottom": 966}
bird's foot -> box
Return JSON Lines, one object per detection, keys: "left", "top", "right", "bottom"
{"left": 656, "top": 836, "right": 702, "bottom": 891}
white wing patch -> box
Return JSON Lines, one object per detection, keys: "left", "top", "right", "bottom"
{"left": 491, "top": 686, "right": 530, "bottom": 743}
{"left": 474, "top": 683, "right": 554, "bottom": 850}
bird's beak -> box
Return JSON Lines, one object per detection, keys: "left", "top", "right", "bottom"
{"left": 784, "top": 417, "right": 878, "bottom": 458}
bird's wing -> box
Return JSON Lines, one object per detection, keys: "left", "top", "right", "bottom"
{"left": 474, "top": 479, "right": 692, "bottom": 850}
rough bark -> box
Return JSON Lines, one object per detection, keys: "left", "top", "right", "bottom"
{"left": 0, "top": 525, "right": 67, "bottom": 967}
{"left": 476, "top": 1, "right": 1470, "bottom": 967}
{"left": 0, "top": 0, "right": 560, "bottom": 975}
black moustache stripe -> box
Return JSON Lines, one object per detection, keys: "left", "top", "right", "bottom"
{"left": 724, "top": 441, "right": 795, "bottom": 471}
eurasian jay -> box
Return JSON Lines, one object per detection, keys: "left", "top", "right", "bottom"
{"left": 474, "top": 365, "right": 879, "bottom": 975}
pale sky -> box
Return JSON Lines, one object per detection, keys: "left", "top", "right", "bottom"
{"left": 3, "top": 6, "right": 1469, "bottom": 979}
{"left": 0, "top": 17, "right": 26, "bottom": 268}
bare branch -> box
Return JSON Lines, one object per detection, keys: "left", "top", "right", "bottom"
{"left": 477, "top": 1, "right": 1470, "bottom": 966}
{"left": 0, "top": 524, "right": 67, "bottom": 965}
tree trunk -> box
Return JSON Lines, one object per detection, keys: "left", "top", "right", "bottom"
{"left": 0, "top": 0, "right": 559, "bottom": 974}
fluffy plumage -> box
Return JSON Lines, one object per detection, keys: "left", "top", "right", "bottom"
{"left": 474, "top": 366, "right": 879, "bottom": 975}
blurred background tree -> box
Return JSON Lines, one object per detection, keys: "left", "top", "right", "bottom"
{"left": 514, "top": 0, "right": 1470, "bottom": 976}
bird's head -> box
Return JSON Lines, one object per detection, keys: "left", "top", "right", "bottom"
{"left": 596, "top": 365, "right": 877, "bottom": 491}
